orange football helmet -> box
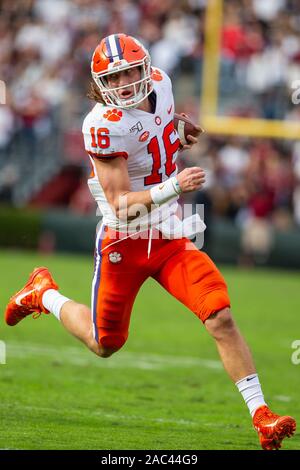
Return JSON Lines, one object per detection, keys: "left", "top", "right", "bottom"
{"left": 91, "top": 34, "right": 153, "bottom": 108}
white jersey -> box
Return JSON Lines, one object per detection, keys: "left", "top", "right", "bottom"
{"left": 82, "top": 67, "right": 181, "bottom": 232}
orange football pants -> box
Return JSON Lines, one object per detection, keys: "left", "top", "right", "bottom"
{"left": 91, "top": 224, "right": 230, "bottom": 350}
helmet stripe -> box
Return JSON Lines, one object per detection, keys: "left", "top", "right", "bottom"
{"left": 106, "top": 34, "right": 122, "bottom": 62}
{"left": 114, "top": 34, "right": 123, "bottom": 60}
{"left": 108, "top": 35, "right": 119, "bottom": 59}
{"left": 105, "top": 37, "right": 114, "bottom": 62}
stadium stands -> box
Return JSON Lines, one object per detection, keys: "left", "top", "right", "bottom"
{"left": 0, "top": 0, "right": 299, "bottom": 248}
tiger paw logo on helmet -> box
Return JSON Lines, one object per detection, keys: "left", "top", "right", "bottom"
{"left": 151, "top": 68, "right": 163, "bottom": 81}
{"left": 103, "top": 109, "right": 123, "bottom": 122}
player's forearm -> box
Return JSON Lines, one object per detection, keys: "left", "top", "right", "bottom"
{"left": 114, "top": 177, "right": 181, "bottom": 221}
{"left": 114, "top": 190, "right": 158, "bottom": 221}
{"left": 110, "top": 168, "right": 205, "bottom": 221}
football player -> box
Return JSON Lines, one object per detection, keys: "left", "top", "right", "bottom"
{"left": 5, "top": 34, "right": 296, "bottom": 450}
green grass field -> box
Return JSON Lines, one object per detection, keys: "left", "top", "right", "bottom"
{"left": 0, "top": 249, "right": 299, "bottom": 450}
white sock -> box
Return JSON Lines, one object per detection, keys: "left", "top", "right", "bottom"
{"left": 42, "top": 289, "right": 70, "bottom": 321}
{"left": 235, "top": 374, "right": 267, "bottom": 417}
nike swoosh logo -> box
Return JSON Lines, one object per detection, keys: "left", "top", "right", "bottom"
{"left": 255, "top": 418, "right": 279, "bottom": 432}
{"left": 263, "top": 419, "right": 279, "bottom": 428}
{"left": 246, "top": 376, "right": 256, "bottom": 381}
{"left": 159, "top": 184, "right": 165, "bottom": 190}
{"left": 167, "top": 105, "right": 173, "bottom": 114}
{"left": 15, "top": 289, "right": 35, "bottom": 306}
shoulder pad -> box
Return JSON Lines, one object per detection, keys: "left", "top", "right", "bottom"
{"left": 151, "top": 67, "right": 171, "bottom": 84}
{"left": 82, "top": 104, "right": 128, "bottom": 136}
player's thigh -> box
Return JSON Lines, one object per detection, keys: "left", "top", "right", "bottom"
{"left": 92, "top": 225, "right": 147, "bottom": 350}
{"left": 92, "top": 266, "right": 146, "bottom": 350}
{"left": 153, "top": 239, "right": 230, "bottom": 323}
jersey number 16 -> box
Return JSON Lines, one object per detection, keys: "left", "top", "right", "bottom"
{"left": 145, "top": 120, "right": 180, "bottom": 186}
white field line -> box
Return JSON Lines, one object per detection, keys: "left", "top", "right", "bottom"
{"left": 0, "top": 402, "right": 226, "bottom": 429}
{"left": 273, "top": 395, "right": 292, "bottom": 402}
{"left": 0, "top": 403, "right": 199, "bottom": 426}
{"left": 6, "top": 341, "right": 222, "bottom": 371}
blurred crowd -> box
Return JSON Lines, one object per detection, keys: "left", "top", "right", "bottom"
{"left": 219, "top": 0, "right": 300, "bottom": 120}
{"left": 185, "top": 135, "right": 300, "bottom": 260}
{"left": 0, "top": 0, "right": 300, "bottom": 241}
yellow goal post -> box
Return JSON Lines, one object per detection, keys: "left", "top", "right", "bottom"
{"left": 200, "top": 0, "right": 299, "bottom": 139}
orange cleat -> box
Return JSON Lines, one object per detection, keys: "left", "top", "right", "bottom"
{"left": 253, "top": 405, "right": 296, "bottom": 450}
{"left": 5, "top": 267, "right": 59, "bottom": 326}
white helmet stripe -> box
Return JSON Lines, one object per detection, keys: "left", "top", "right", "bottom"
{"left": 108, "top": 35, "right": 121, "bottom": 61}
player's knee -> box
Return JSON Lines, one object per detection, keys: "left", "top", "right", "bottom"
{"left": 87, "top": 332, "right": 124, "bottom": 358}
{"left": 204, "top": 307, "right": 235, "bottom": 339}
{"left": 98, "top": 332, "right": 127, "bottom": 355}
{"left": 91, "top": 342, "right": 120, "bottom": 359}
{"left": 196, "top": 287, "right": 230, "bottom": 323}
{"left": 97, "top": 347, "right": 118, "bottom": 358}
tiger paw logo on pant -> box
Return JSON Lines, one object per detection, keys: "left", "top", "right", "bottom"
{"left": 108, "top": 252, "right": 122, "bottom": 264}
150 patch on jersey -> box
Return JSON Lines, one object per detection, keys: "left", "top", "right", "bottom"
{"left": 129, "top": 121, "right": 143, "bottom": 134}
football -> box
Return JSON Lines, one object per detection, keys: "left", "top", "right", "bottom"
{"left": 173, "top": 112, "right": 204, "bottom": 146}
